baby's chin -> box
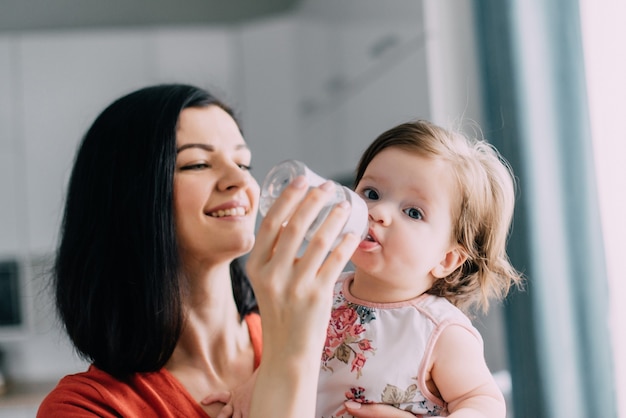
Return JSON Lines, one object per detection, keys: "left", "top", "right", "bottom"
{"left": 349, "top": 251, "right": 374, "bottom": 271}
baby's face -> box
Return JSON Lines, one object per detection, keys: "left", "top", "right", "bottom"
{"left": 350, "top": 147, "right": 464, "bottom": 302}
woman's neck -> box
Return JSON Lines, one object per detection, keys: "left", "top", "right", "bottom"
{"left": 166, "top": 260, "right": 255, "bottom": 402}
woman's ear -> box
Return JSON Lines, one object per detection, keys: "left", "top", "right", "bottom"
{"left": 431, "top": 247, "right": 467, "bottom": 278}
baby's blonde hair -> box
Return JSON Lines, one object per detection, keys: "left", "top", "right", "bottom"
{"left": 354, "top": 120, "right": 524, "bottom": 315}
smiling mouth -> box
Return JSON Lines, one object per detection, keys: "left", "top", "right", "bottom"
{"left": 209, "top": 207, "right": 247, "bottom": 217}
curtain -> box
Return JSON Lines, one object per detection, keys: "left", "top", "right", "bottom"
{"left": 473, "top": 1, "right": 616, "bottom": 417}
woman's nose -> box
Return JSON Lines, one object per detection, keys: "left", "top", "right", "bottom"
{"left": 217, "top": 162, "right": 249, "bottom": 191}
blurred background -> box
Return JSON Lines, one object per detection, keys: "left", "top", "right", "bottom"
{"left": 0, "top": 0, "right": 623, "bottom": 417}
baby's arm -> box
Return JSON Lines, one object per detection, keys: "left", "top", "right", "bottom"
{"left": 430, "top": 325, "right": 506, "bottom": 417}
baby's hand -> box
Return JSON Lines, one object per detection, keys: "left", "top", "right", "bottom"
{"left": 201, "top": 371, "right": 257, "bottom": 418}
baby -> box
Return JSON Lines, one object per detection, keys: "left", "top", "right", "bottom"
{"left": 317, "top": 120, "right": 523, "bottom": 417}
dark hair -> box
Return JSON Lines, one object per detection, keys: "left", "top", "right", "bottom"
{"left": 54, "top": 84, "right": 257, "bottom": 378}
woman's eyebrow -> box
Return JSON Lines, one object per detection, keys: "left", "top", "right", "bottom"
{"left": 176, "top": 143, "right": 249, "bottom": 153}
{"left": 177, "top": 143, "right": 213, "bottom": 153}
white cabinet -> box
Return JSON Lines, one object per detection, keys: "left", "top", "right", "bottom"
{"left": 7, "top": 27, "right": 235, "bottom": 255}
{"left": 3, "top": 10, "right": 431, "bottom": 256}
{"left": 0, "top": 27, "right": 236, "bottom": 387}
{"left": 18, "top": 30, "right": 153, "bottom": 253}
{"left": 237, "top": 16, "right": 301, "bottom": 181}
{"left": 0, "top": 38, "right": 22, "bottom": 258}
{"left": 232, "top": 8, "right": 430, "bottom": 182}
{"left": 152, "top": 27, "right": 237, "bottom": 102}
{"left": 332, "top": 20, "right": 431, "bottom": 173}
{"left": 293, "top": 14, "right": 430, "bottom": 180}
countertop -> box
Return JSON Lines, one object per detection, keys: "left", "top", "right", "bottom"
{"left": 0, "top": 380, "right": 56, "bottom": 409}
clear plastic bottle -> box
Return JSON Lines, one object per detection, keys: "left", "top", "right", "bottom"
{"left": 259, "top": 160, "right": 368, "bottom": 248}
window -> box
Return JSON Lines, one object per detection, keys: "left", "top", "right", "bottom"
{"left": 579, "top": 1, "right": 626, "bottom": 416}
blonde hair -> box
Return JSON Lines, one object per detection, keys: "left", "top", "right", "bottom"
{"left": 355, "top": 120, "right": 524, "bottom": 315}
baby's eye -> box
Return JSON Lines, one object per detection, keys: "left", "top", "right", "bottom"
{"left": 362, "top": 188, "right": 379, "bottom": 200}
{"left": 404, "top": 207, "right": 424, "bottom": 220}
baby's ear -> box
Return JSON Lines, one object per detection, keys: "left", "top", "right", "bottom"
{"left": 431, "top": 247, "right": 467, "bottom": 278}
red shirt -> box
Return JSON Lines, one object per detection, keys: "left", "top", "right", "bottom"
{"left": 37, "top": 314, "right": 262, "bottom": 418}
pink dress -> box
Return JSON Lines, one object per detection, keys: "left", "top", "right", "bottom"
{"left": 316, "top": 272, "right": 482, "bottom": 417}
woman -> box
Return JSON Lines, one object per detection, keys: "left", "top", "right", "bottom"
{"left": 37, "top": 84, "right": 410, "bottom": 418}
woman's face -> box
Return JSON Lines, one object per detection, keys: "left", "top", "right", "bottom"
{"left": 173, "top": 105, "right": 259, "bottom": 265}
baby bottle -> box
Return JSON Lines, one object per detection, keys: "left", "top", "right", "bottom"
{"left": 259, "top": 160, "right": 368, "bottom": 248}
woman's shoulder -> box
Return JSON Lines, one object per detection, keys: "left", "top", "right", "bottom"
{"left": 37, "top": 365, "right": 206, "bottom": 417}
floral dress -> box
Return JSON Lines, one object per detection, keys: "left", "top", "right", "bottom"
{"left": 316, "top": 272, "right": 482, "bottom": 418}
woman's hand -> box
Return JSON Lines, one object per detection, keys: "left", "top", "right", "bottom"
{"left": 200, "top": 370, "right": 257, "bottom": 418}
{"left": 246, "top": 176, "right": 360, "bottom": 418}
{"left": 344, "top": 401, "right": 422, "bottom": 417}
{"left": 248, "top": 177, "right": 359, "bottom": 355}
